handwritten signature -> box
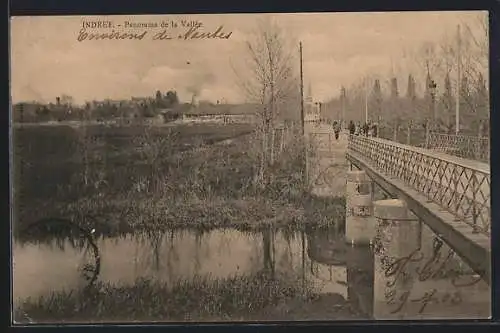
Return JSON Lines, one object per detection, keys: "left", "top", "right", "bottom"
{"left": 77, "top": 25, "right": 232, "bottom": 42}
{"left": 383, "top": 247, "right": 483, "bottom": 288}
{"left": 379, "top": 239, "right": 483, "bottom": 314}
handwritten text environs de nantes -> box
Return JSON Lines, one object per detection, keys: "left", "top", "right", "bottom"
{"left": 77, "top": 24, "right": 233, "bottom": 42}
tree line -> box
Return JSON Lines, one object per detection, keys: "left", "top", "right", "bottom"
{"left": 331, "top": 71, "right": 488, "bottom": 135}
{"left": 13, "top": 90, "right": 183, "bottom": 123}
{"left": 327, "top": 14, "right": 489, "bottom": 136}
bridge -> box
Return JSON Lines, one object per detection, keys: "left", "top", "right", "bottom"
{"left": 306, "top": 122, "right": 491, "bottom": 286}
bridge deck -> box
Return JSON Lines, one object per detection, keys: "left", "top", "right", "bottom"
{"left": 347, "top": 148, "right": 490, "bottom": 284}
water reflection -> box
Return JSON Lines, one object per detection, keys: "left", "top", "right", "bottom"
{"left": 306, "top": 226, "right": 373, "bottom": 318}
{"left": 14, "top": 229, "right": 267, "bottom": 302}
{"left": 13, "top": 220, "right": 490, "bottom": 320}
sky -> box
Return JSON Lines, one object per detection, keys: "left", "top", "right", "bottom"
{"left": 10, "top": 11, "right": 487, "bottom": 105}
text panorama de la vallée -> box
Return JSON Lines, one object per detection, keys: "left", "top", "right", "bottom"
{"left": 79, "top": 20, "right": 233, "bottom": 41}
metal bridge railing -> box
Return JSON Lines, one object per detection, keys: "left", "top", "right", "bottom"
{"left": 348, "top": 135, "right": 491, "bottom": 236}
{"left": 427, "top": 133, "right": 490, "bottom": 163}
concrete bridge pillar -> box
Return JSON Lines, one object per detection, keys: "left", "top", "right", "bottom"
{"left": 372, "top": 199, "right": 420, "bottom": 319}
{"left": 373, "top": 199, "right": 420, "bottom": 261}
{"left": 345, "top": 170, "right": 376, "bottom": 246}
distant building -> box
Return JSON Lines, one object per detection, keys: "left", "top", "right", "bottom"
{"left": 158, "top": 108, "right": 182, "bottom": 122}
{"left": 180, "top": 103, "right": 258, "bottom": 124}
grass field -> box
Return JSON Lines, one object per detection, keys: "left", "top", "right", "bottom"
{"left": 13, "top": 122, "right": 345, "bottom": 241}
{"left": 13, "top": 122, "right": 254, "bottom": 161}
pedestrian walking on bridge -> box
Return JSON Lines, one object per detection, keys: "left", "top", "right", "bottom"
{"left": 372, "top": 122, "right": 378, "bottom": 138}
{"left": 333, "top": 121, "right": 340, "bottom": 140}
{"left": 348, "top": 120, "right": 355, "bottom": 135}
{"left": 355, "top": 122, "right": 361, "bottom": 136}
{"left": 362, "top": 122, "right": 370, "bottom": 136}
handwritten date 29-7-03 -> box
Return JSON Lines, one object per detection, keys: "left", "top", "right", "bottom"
{"left": 385, "top": 288, "right": 462, "bottom": 314}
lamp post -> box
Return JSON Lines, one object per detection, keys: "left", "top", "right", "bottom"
{"left": 314, "top": 102, "right": 322, "bottom": 124}
{"left": 319, "top": 102, "right": 322, "bottom": 123}
{"left": 18, "top": 103, "right": 24, "bottom": 123}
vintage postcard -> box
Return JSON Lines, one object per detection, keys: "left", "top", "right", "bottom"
{"left": 10, "top": 11, "right": 490, "bottom": 323}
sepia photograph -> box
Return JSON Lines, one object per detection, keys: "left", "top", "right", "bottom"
{"left": 10, "top": 11, "right": 490, "bottom": 323}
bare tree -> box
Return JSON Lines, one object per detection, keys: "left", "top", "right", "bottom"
{"left": 400, "top": 15, "right": 488, "bottom": 133}
{"left": 423, "top": 16, "right": 488, "bottom": 92}
{"left": 345, "top": 73, "right": 378, "bottom": 123}
{"left": 133, "top": 125, "right": 178, "bottom": 195}
{"left": 438, "top": 16, "right": 489, "bottom": 131}
{"left": 461, "top": 13, "right": 488, "bottom": 80}
{"left": 346, "top": 79, "right": 367, "bottom": 122}
{"left": 232, "top": 17, "right": 300, "bottom": 186}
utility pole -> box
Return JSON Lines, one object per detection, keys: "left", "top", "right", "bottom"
{"left": 456, "top": 24, "right": 461, "bottom": 135}
{"left": 430, "top": 80, "right": 437, "bottom": 131}
{"left": 342, "top": 97, "right": 346, "bottom": 129}
{"left": 299, "top": 42, "right": 305, "bottom": 136}
{"left": 340, "top": 87, "right": 346, "bottom": 128}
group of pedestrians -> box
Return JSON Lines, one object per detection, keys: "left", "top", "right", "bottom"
{"left": 327, "top": 119, "right": 379, "bottom": 141}
{"left": 348, "top": 120, "right": 378, "bottom": 137}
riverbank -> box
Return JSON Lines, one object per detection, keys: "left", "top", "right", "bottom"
{"left": 14, "top": 272, "right": 359, "bottom": 323}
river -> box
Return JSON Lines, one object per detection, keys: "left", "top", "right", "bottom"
{"left": 12, "top": 221, "right": 490, "bottom": 322}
